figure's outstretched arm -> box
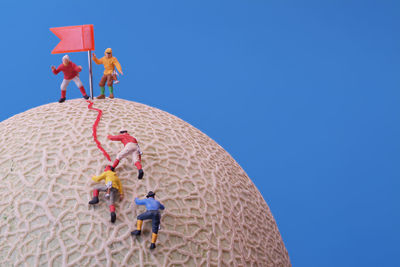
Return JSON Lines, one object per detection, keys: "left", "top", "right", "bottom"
{"left": 92, "top": 54, "right": 103, "bottom": 65}
{"left": 135, "top": 197, "right": 146, "bottom": 205}
{"left": 92, "top": 172, "right": 106, "bottom": 182}
{"left": 113, "top": 58, "right": 123, "bottom": 75}
{"left": 52, "top": 65, "right": 61, "bottom": 75}
{"left": 72, "top": 62, "right": 82, "bottom": 73}
{"left": 107, "top": 134, "right": 123, "bottom": 141}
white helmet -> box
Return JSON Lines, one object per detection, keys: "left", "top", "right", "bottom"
{"left": 62, "top": 55, "right": 70, "bottom": 62}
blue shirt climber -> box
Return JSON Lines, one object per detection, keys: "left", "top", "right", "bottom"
{"left": 135, "top": 197, "right": 165, "bottom": 211}
{"left": 132, "top": 191, "right": 165, "bottom": 250}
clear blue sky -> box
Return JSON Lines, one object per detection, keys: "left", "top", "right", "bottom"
{"left": 1, "top": 1, "right": 399, "bottom": 266}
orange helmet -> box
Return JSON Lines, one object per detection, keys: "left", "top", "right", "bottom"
{"left": 105, "top": 48, "right": 112, "bottom": 56}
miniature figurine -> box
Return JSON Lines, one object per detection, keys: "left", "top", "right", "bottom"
{"left": 88, "top": 165, "right": 124, "bottom": 223}
{"left": 108, "top": 130, "right": 144, "bottom": 179}
{"left": 131, "top": 191, "right": 165, "bottom": 249}
{"left": 92, "top": 48, "right": 123, "bottom": 99}
{"left": 51, "top": 55, "right": 89, "bottom": 103}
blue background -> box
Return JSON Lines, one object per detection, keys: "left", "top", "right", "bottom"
{"left": 1, "top": 1, "right": 399, "bottom": 266}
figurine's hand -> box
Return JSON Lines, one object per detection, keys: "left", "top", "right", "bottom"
{"left": 78, "top": 66, "right": 82, "bottom": 70}
{"left": 51, "top": 66, "right": 56, "bottom": 71}
{"left": 120, "top": 194, "right": 124, "bottom": 201}
{"left": 92, "top": 53, "right": 96, "bottom": 58}
{"left": 120, "top": 71, "right": 123, "bottom": 75}
{"left": 107, "top": 135, "right": 112, "bottom": 140}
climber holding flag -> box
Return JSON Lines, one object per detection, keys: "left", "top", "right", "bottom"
{"left": 92, "top": 48, "right": 123, "bottom": 99}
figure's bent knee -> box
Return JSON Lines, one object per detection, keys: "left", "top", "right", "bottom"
{"left": 152, "top": 224, "right": 159, "bottom": 234}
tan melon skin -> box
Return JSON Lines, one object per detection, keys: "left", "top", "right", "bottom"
{"left": 0, "top": 98, "right": 290, "bottom": 267}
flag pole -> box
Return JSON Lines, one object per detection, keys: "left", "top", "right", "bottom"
{"left": 88, "top": 50, "right": 94, "bottom": 99}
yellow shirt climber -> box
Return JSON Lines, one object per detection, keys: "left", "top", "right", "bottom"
{"left": 92, "top": 48, "right": 123, "bottom": 99}
{"left": 93, "top": 48, "right": 123, "bottom": 75}
{"left": 92, "top": 170, "right": 123, "bottom": 195}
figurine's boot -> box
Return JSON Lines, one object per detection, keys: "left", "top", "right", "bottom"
{"left": 138, "top": 169, "right": 144, "bottom": 180}
{"left": 110, "top": 212, "right": 116, "bottom": 223}
{"left": 79, "top": 86, "right": 89, "bottom": 99}
{"left": 89, "top": 190, "right": 99, "bottom": 204}
{"left": 112, "top": 159, "right": 120, "bottom": 168}
{"left": 131, "top": 220, "right": 143, "bottom": 235}
{"left": 59, "top": 90, "right": 66, "bottom": 103}
{"left": 150, "top": 233, "right": 157, "bottom": 249}
{"left": 110, "top": 205, "right": 116, "bottom": 223}
{"left": 135, "top": 162, "right": 144, "bottom": 179}
{"left": 97, "top": 86, "right": 106, "bottom": 99}
{"left": 109, "top": 93, "right": 114, "bottom": 99}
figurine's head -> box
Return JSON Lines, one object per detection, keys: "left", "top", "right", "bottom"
{"left": 62, "top": 55, "right": 70, "bottom": 66}
{"left": 119, "top": 130, "right": 128, "bottom": 134}
{"left": 105, "top": 48, "right": 112, "bottom": 58}
{"left": 146, "top": 191, "right": 155, "bottom": 198}
{"left": 104, "top": 165, "right": 115, "bottom": 172}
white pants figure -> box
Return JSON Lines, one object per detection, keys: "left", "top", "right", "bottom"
{"left": 61, "top": 76, "right": 83, "bottom": 91}
{"left": 116, "top": 142, "right": 142, "bottom": 163}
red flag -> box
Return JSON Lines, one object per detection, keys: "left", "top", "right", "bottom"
{"left": 50, "top": 25, "right": 95, "bottom": 54}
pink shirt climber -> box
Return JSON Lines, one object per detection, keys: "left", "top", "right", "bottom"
{"left": 52, "top": 62, "right": 81, "bottom": 80}
{"left": 108, "top": 133, "right": 138, "bottom": 146}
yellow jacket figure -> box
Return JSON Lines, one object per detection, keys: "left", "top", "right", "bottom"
{"left": 89, "top": 165, "right": 124, "bottom": 223}
{"left": 92, "top": 48, "right": 123, "bottom": 99}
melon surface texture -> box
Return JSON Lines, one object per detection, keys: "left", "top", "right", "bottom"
{"left": 0, "top": 99, "right": 290, "bottom": 266}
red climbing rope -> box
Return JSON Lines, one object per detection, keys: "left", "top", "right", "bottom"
{"left": 87, "top": 100, "right": 111, "bottom": 161}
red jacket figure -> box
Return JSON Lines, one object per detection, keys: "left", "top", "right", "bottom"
{"left": 51, "top": 55, "right": 89, "bottom": 103}
{"left": 108, "top": 130, "right": 144, "bottom": 179}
